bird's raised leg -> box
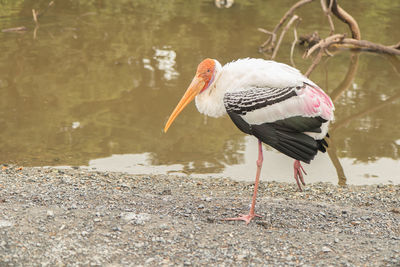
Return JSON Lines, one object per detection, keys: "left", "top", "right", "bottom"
{"left": 223, "top": 140, "right": 263, "bottom": 224}
{"left": 293, "top": 160, "right": 307, "bottom": 191}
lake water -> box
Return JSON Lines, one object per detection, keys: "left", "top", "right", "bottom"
{"left": 1, "top": 0, "right": 399, "bottom": 185}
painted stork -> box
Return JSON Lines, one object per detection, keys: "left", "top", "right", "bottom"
{"left": 164, "top": 58, "right": 334, "bottom": 224}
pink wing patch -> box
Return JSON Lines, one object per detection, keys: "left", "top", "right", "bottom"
{"left": 299, "top": 83, "right": 334, "bottom": 120}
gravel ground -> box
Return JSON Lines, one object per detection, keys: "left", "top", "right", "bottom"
{"left": 0, "top": 165, "right": 399, "bottom": 266}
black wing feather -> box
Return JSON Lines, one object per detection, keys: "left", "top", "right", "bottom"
{"left": 252, "top": 123, "right": 318, "bottom": 163}
{"left": 224, "top": 84, "right": 330, "bottom": 163}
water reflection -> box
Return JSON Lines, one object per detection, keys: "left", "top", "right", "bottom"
{"left": 0, "top": 0, "right": 399, "bottom": 185}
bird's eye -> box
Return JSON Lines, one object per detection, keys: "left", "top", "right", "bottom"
{"left": 207, "top": 69, "right": 211, "bottom": 72}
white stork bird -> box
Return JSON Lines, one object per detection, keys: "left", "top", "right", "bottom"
{"left": 164, "top": 58, "right": 334, "bottom": 224}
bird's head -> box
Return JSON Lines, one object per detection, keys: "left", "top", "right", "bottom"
{"left": 164, "top": 58, "right": 220, "bottom": 132}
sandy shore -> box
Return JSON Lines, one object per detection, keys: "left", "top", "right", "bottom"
{"left": 0, "top": 165, "right": 399, "bottom": 266}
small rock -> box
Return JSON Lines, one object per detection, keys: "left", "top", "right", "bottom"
{"left": 0, "top": 220, "right": 13, "bottom": 228}
{"left": 122, "top": 212, "right": 151, "bottom": 225}
{"left": 47, "top": 210, "right": 54, "bottom": 218}
{"left": 158, "top": 223, "right": 169, "bottom": 230}
{"left": 160, "top": 189, "right": 172, "bottom": 195}
{"left": 112, "top": 226, "right": 122, "bottom": 232}
{"left": 322, "top": 246, "right": 332, "bottom": 253}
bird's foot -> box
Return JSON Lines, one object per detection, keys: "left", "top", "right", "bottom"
{"left": 294, "top": 160, "right": 307, "bottom": 192}
{"left": 222, "top": 213, "right": 262, "bottom": 225}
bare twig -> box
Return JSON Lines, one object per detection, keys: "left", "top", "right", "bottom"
{"left": 259, "top": 0, "right": 399, "bottom": 68}
{"left": 304, "top": 34, "right": 345, "bottom": 76}
{"left": 1, "top": 26, "right": 27, "bottom": 33}
{"left": 259, "top": 32, "right": 276, "bottom": 51}
{"left": 32, "top": 9, "right": 39, "bottom": 39}
{"left": 37, "top": 1, "right": 55, "bottom": 18}
{"left": 304, "top": 48, "right": 324, "bottom": 77}
{"left": 341, "top": 38, "right": 400, "bottom": 55}
{"left": 299, "top": 32, "right": 321, "bottom": 47}
{"left": 32, "top": 9, "right": 39, "bottom": 25}
{"left": 260, "top": 0, "right": 314, "bottom": 51}
{"left": 390, "top": 41, "right": 400, "bottom": 50}
{"left": 328, "top": 0, "right": 361, "bottom": 40}
{"left": 305, "top": 34, "right": 345, "bottom": 57}
{"left": 257, "top": 28, "right": 273, "bottom": 35}
{"left": 320, "top": 0, "right": 335, "bottom": 34}
{"left": 290, "top": 19, "right": 302, "bottom": 67}
{"left": 271, "top": 15, "right": 300, "bottom": 60}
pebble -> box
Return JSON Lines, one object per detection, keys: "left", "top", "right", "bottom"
{"left": 0, "top": 220, "right": 13, "bottom": 228}
{"left": 322, "top": 246, "right": 332, "bottom": 253}
{"left": 122, "top": 212, "right": 151, "bottom": 225}
{"left": 46, "top": 210, "right": 54, "bottom": 218}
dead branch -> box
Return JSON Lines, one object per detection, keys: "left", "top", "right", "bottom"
{"left": 259, "top": 0, "right": 314, "bottom": 51}
{"left": 305, "top": 33, "right": 345, "bottom": 57}
{"left": 1, "top": 26, "right": 27, "bottom": 33}
{"left": 259, "top": 0, "right": 399, "bottom": 71}
{"left": 272, "top": 15, "right": 300, "bottom": 60}
{"left": 320, "top": 0, "right": 335, "bottom": 34}
{"left": 304, "top": 48, "right": 324, "bottom": 77}
{"left": 32, "top": 9, "right": 39, "bottom": 26}
{"left": 303, "top": 34, "right": 347, "bottom": 77}
{"left": 290, "top": 19, "right": 301, "bottom": 67}
{"left": 390, "top": 41, "right": 400, "bottom": 50}
{"left": 340, "top": 39, "right": 400, "bottom": 55}
{"left": 37, "top": 1, "right": 55, "bottom": 18}
{"left": 2, "top": 2, "right": 54, "bottom": 35}
{"left": 327, "top": 0, "right": 361, "bottom": 40}
{"left": 299, "top": 32, "right": 321, "bottom": 47}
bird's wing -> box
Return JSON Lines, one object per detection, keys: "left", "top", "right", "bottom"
{"left": 223, "top": 82, "right": 333, "bottom": 128}
{"left": 223, "top": 82, "right": 333, "bottom": 163}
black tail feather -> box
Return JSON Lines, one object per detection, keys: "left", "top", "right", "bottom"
{"left": 226, "top": 111, "right": 330, "bottom": 164}
{"left": 252, "top": 124, "right": 319, "bottom": 163}
{"left": 317, "top": 136, "right": 329, "bottom": 153}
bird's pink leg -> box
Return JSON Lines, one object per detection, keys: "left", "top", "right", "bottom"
{"left": 223, "top": 140, "right": 263, "bottom": 224}
{"left": 293, "top": 160, "right": 307, "bottom": 191}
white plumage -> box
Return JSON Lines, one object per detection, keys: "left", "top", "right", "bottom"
{"left": 195, "top": 58, "right": 334, "bottom": 139}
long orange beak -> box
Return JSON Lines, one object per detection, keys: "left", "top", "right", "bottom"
{"left": 164, "top": 76, "right": 205, "bottom": 133}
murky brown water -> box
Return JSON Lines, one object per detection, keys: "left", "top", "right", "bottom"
{"left": 1, "top": 0, "right": 399, "bottom": 185}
